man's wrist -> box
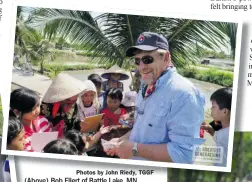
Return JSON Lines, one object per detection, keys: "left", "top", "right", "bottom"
{"left": 132, "top": 142, "right": 139, "bottom": 156}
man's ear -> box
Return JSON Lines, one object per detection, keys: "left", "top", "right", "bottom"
{"left": 164, "top": 51, "right": 171, "bottom": 63}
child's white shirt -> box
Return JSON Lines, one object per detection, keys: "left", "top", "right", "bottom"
{"left": 213, "top": 127, "right": 229, "bottom": 167}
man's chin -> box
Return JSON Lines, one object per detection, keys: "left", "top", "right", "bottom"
{"left": 142, "top": 79, "right": 154, "bottom": 85}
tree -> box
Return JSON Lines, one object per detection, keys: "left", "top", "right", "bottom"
{"left": 55, "top": 36, "right": 70, "bottom": 50}
{"left": 14, "top": 6, "right": 36, "bottom": 57}
{"left": 15, "top": 7, "right": 56, "bottom": 74}
{"left": 28, "top": 8, "right": 234, "bottom": 69}
{"left": 26, "top": 8, "right": 237, "bottom": 92}
{"left": 211, "top": 22, "right": 237, "bottom": 60}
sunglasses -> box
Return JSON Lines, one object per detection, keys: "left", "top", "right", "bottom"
{"left": 135, "top": 55, "right": 154, "bottom": 65}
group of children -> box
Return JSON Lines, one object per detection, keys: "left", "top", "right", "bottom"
{"left": 7, "top": 70, "right": 137, "bottom": 157}
{"left": 6, "top": 63, "right": 232, "bottom": 166}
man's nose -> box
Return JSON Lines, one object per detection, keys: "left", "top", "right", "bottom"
{"left": 138, "top": 60, "right": 147, "bottom": 69}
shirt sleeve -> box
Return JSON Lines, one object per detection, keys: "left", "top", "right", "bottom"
{"left": 167, "top": 93, "right": 205, "bottom": 164}
{"left": 24, "top": 134, "right": 34, "bottom": 152}
{"left": 36, "top": 116, "right": 52, "bottom": 132}
{"left": 101, "top": 109, "right": 109, "bottom": 127}
{"left": 121, "top": 108, "right": 127, "bottom": 115}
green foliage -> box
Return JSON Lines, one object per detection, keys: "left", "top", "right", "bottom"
{"left": 196, "top": 64, "right": 234, "bottom": 72}
{"left": 200, "top": 48, "right": 232, "bottom": 60}
{"left": 178, "top": 67, "right": 233, "bottom": 87}
{"left": 75, "top": 51, "right": 95, "bottom": 57}
{"left": 55, "top": 36, "right": 70, "bottom": 50}
{"left": 44, "top": 64, "right": 107, "bottom": 73}
{"left": 44, "top": 65, "right": 65, "bottom": 78}
{"left": 28, "top": 8, "right": 236, "bottom": 68}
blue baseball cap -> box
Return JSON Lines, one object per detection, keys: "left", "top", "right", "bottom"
{"left": 125, "top": 32, "right": 169, "bottom": 57}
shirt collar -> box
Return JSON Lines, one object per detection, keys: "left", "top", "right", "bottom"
{"left": 155, "top": 67, "right": 176, "bottom": 88}
{"left": 141, "top": 67, "right": 176, "bottom": 97}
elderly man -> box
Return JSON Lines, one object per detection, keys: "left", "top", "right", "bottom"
{"left": 106, "top": 32, "right": 205, "bottom": 164}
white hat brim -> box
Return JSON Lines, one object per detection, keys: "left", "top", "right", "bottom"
{"left": 42, "top": 73, "right": 86, "bottom": 103}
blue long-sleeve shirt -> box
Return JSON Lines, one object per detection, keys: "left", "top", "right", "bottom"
{"left": 129, "top": 67, "right": 205, "bottom": 163}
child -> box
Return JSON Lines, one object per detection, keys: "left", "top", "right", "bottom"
{"left": 88, "top": 74, "right": 106, "bottom": 112}
{"left": 42, "top": 139, "right": 78, "bottom": 155}
{"left": 101, "top": 88, "right": 127, "bottom": 127}
{"left": 76, "top": 80, "right": 100, "bottom": 122}
{"left": 7, "top": 116, "right": 25, "bottom": 151}
{"left": 100, "top": 88, "right": 131, "bottom": 143}
{"left": 40, "top": 73, "right": 85, "bottom": 138}
{"left": 64, "top": 130, "right": 87, "bottom": 155}
{"left": 9, "top": 88, "right": 52, "bottom": 152}
{"left": 120, "top": 91, "right": 138, "bottom": 127}
{"left": 201, "top": 87, "right": 232, "bottom": 167}
{"left": 76, "top": 81, "right": 111, "bottom": 156}
{"left": 101, "top": 64, "right": 129, "bottom": 93}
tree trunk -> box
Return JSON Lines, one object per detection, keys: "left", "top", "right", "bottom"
{"left": 170, "top": 169, "right": 180, "bottom": 182}
{"left": 237, "top": 132, "right": 244, "bottom": 182}
{"left": 221, "top": 175, "right": 227, "bottom": 182}
{"left": 129, "top": 70, "right": 141, "bottom": 92}
{"left": 216, "top": 172, "right": 223, "bottom": 182}
{"left": 199, "top": 171, "right": 206, "bottom": 182}
{"left": 231, "top": 133, "right": 239, "bottom": 182}
{"left": 185, "top": 170, "right": 193, "bottom": 182}
{"left": 40, "top": 60, "right": 44, "bottom": 74}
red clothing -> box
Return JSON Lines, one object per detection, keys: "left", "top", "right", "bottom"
{"left": 200, "top": 128, "right": 204, "bottom": 138}
{"left": 51, "top": 102, "right": 66, "bottom": 138}
{"left": 101, "top": 108, "right": 127, "bottom": 127}
{"left": 52, "top": 120, "right": 65, "bottom": 138}
{"left": 24, "top": 115, "right": 52, "bottom": 152}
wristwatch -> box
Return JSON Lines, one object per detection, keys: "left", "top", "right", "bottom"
{"left": 132, "top": 142, "right": 139, "bottom": 156}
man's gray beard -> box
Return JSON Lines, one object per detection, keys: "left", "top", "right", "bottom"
{"left": 142, "top": 79, "right": 153, "bottom": 85}
{"left": 141, "top": 72, "right": 155, "bottom": 85}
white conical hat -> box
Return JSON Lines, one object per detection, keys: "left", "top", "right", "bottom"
{"left": 42, "top": 73, "right": 86, "bottom": 103}
{"left": 101, "top": 64, "right": 129, "bottom": 80}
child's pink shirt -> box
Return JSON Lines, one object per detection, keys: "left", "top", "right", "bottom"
{"left": 24, "top": 115, "right": 52, "bottom": 152}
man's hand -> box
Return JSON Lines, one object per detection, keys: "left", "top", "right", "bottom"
{"left": 103, "top": 138, "right": 120, "bottom": 156}
{"left": 115, "top": 139, "right": 134, "bottom": 159}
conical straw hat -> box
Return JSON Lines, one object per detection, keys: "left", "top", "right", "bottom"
{"left": 101, "top": 64, "right": 129, "bottom": 80}
{"left": 43, "top": 73, "right": 86, "bottom": 103}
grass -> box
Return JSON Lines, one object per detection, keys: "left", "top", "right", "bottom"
{"left": 31, "top": 49, "right": 95, "bottom": 66}
{"left": 42, "top": 63, "right": 108, "bottom": 78}
{"left": 195, "top": 64, "right": 234, "bottom": 72}
{"left": 44, "top": 64, "right": 107, "bottom": 71}
{"left": 178, "top": 66, "right": 233, "bottom": 87}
